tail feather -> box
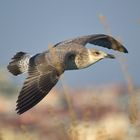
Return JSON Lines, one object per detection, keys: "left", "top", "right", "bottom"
{"left": 7, "top": 52, "right": 31, "bottom": 76}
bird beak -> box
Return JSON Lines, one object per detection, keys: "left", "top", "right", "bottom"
{"left": 105, "top": 54, "right": 115, "bottom": 59}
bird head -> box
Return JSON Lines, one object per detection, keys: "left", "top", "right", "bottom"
{"left": 88, "top": 48, "right": 115, "bottom": 64}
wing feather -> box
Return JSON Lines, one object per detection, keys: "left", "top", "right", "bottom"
{"left": 54, "top": 34, "right": 128, "bottom": 53}
{"left": 16, "top": 65, "right": 59, "bottom": 114}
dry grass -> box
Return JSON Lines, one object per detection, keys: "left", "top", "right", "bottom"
{"left": 0, "top": 84, "right": 140, "bottom": 140}
{"left": 98, "top": 14, "right": 140, "bottom": 139}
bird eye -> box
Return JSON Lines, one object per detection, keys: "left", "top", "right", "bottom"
{"left": 93, "top": 51, "right": 100, "bottom": 56}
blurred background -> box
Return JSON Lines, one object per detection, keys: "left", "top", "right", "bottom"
{"left": 0, "top": 0, "right": 140, "bottom": 140}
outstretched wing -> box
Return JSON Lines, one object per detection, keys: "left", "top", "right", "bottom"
{"left": 16, "top": 57, "right": 60, "bottom": 114}
{"left": 54, "top": 34, "right": 128, "bottom": 53}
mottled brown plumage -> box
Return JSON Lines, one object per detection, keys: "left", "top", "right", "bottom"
{"left": 7, "top": 34, "right": 128, "bottom": 114}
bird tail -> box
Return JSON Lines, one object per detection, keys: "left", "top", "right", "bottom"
{"left": 7, "top": 52, "right": 31, "bottom": 76}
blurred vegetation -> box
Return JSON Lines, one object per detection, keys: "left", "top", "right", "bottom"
{"left": 0, "top": 67, "right": 140, "bottom": 139}
{"left": 0, "top": 69, "right": 18, "bottom": 97}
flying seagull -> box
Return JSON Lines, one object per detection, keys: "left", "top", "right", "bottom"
{"left": 7, "top": 34, "right": 128, "bottom": 114}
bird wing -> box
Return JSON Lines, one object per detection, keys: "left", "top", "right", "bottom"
{"left": 54, "top": 34, "right": 128, "bottom": 53}
{"left": 16, "top": 58, "right": 60, "bottom": 114}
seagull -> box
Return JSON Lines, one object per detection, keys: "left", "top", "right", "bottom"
{"left": 7, "top": 34, "right": 128, "bottom": 114}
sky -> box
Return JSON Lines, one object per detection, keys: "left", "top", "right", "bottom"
{"left": 0, "top": 0, "right": 140, "bottom": 88}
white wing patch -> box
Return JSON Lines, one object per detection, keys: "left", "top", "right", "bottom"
{"left": 18, "top": 55, "right": 31, "bottom": 73}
